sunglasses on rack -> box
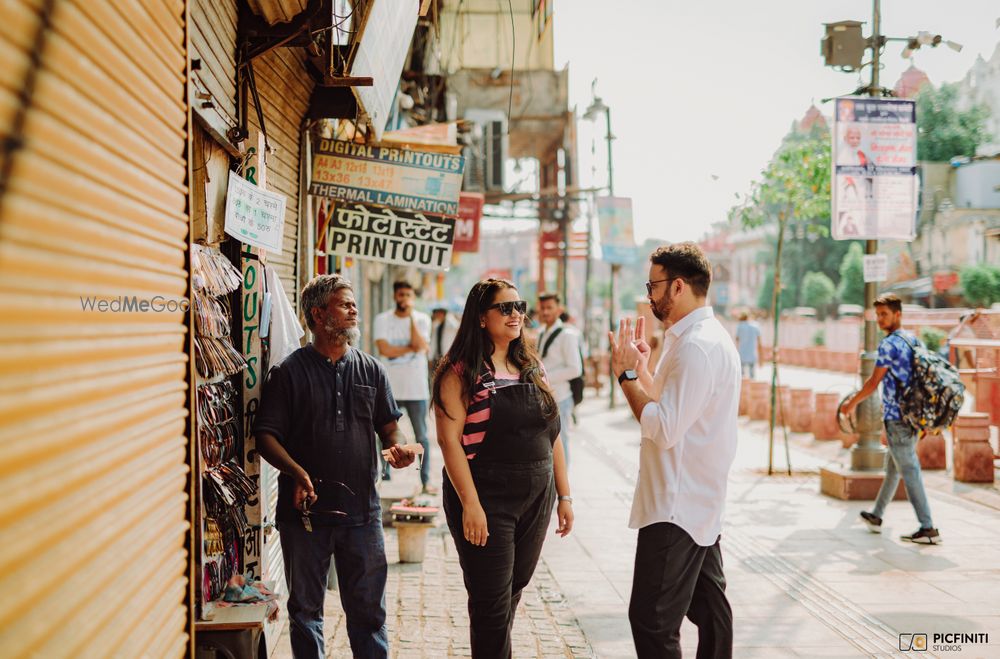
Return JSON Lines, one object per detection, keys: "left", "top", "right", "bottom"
{"left": 486, "top": 300, "right": 528, "bottom": 316}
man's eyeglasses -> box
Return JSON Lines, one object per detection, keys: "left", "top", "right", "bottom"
{"left": 486, "top": 300, "right": 528, "bottom": 316}
{"left": 645, "top": 277, "right": 680, "bottom": 296}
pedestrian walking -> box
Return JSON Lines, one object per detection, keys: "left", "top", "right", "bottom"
{"left": 608, "top": 243, "right": 739, "bottom": 659}
{"left": 841, "top": 293, "right": 941, "bottom": 544}
{"left": 537, "top": 292, "right": 584, "bottom": 464}
{"left": 433, "top": 278, "right": 574, "bottom": 659}
{"left": 734, "top": 311, "right": 763, "bottom": 378}
{"left": 253, "top": 274, "right": 420, "bottom": 659}
{"left": 374, "top": 280, "right": 435, "bottom": 493}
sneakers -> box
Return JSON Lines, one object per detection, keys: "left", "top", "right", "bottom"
{"left": 859, "top": 511, "right": 882, "bottom": 534}
{"left": 901, "top": 528, "right": 941, "bottom": 545}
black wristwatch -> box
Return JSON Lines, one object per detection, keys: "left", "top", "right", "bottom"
{"left": 618, "top": 369, "right": 638, "bottom": 385}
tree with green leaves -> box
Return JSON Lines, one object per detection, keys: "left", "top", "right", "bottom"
{"left": 802, "top": 271, "right": 836, "bottom": 318}
{"left": 916, "top": 83, "right": 992, "bottom": 162}
{"left": 960, "top": 264, "right": 1000, "bottom": 307}
{"left": 730, "top": 130, "right": 831, "bottom": 473}
{"left": 837, "top": 242, "right": 865, "bottom": 306}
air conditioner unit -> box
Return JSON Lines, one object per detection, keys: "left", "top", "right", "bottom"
{"left": 463, "top": 109, "right": 507, "bottom": 192}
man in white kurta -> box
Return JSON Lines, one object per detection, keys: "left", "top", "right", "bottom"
{"left": 609, "top": 242, "right": 740, "bottom": 659}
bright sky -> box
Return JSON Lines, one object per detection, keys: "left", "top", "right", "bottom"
{"left": 553, "top": 1, "right": 1000, "bottom": 243}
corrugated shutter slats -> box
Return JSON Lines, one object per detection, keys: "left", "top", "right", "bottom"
{"left": 0, "top": 0, "right": 190, "bottom": 656}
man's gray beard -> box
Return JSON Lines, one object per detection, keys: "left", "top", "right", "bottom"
{"left": 323, "top": 323, "right": 361, "bottom": 346}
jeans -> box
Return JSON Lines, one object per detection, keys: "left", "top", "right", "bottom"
{"left": 872, "top": 419, "right": 934, "bottom": 529}
{"left": 741, "top": 361, "right": 756, "bottom": 379}
{"left": 629, "top": 523, "right": 732, "bottom": 659}
{"left": 398, "top": 399, "right": 431, "bottom": 486}
{"left": 279, "top": 514, "right": 389, "bottom": 659}
{"left": 557, "top": 395, "right": 574, "bottom": 466}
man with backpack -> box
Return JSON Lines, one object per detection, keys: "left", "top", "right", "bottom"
{"left": 842, "top": 293, "right": 941, "bottom": 545}
{"left": 537, "top": 292, "right": 584, "bottom": 465}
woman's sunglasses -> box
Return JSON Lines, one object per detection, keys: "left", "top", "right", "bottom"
{"left": 486, "top": 300, "right": 528, "bottom": 316}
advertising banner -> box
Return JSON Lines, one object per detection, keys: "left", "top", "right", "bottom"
{"left": 325, "top": 203, "right": 455, "bottom": 271}
{"left": 832, "top": 97, "right": 918, "bottom": 241}
{"left": 310, "top": 139, "right": 465, "bottom": 216}
{"left": 597, "top": 196, "right": 639, "bottom": 264}
{"left": 453, "top": 193, "right": 484, "bottom": 253}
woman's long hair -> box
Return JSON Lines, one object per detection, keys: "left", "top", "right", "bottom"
{"left": 432, "top": 278, "right": 557, "bottom": 420}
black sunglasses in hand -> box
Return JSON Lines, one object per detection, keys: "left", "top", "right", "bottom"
{"left": 486, "top": 300, "right": 528, "bottom": 316}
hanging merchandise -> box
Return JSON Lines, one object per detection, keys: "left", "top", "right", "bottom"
{"left": 264, "top": 265, "right": 304, "bottom": 366}
{"left": 192, "top": 244, "right": 248, "bottom": 379}
{"left": 193, "top": 243, "right": 243, "bottom": 296}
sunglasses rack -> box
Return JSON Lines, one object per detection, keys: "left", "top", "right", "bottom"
{"left": 193, "top": 245, "right": 247, "bottom": 379}
{"left": 193, "top": 243, "right": 257, "bottom": 618}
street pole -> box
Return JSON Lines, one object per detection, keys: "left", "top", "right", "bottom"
{"left": 851, "top": 0, "right": 887, "bottom": 470}
{"left": 604, "top": 106, "right": 620, "bottom": 409}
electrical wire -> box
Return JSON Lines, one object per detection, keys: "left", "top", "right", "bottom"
{"left": 506, "top": 0, "right": 515, "bottom": 134}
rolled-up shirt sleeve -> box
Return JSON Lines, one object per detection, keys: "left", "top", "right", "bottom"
{"left": 639, "top": 343, "right": 713, "bottom": 450}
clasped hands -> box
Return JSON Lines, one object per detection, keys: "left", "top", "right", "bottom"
{"left": 608, "top": 316, "right": 651, "bottom": 380}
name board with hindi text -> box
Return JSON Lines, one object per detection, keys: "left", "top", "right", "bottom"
{"left": 326, "top": 203, "right": 455, "bottom": 271}
{"left": 310, "top": 139, "right": 465, "bottom": 216}
{"left": 224, "top": 171, "right": 286, "bottom": 253}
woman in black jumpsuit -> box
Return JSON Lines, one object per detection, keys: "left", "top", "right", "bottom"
{"left": 433, "top": 279, "right": 574, "bottom": 658}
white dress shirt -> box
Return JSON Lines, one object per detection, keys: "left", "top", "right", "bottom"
{"left": 538, "top": 319, "right": 584, "bottom": 403}
{"left": 630, "top": 305, "right": 741, "bottom": 546}
{"left": 373, "top": 309, "right": 431, "bottom": 401}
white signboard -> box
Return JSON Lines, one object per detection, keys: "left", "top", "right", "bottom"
{"left": 863, "top": 254, "right": 889, "bottom": 282}
{"left": 326, "top": 203, "right": 455, "bottom": 271}
{"left": 224, "top": 172, "right": 286, "bottom": 253}
{"left": 596, "top": 197, "right": 639, "bottom": 264}
{"left": 352, "top": 1, "right": 420, "bottom": 141}
{"left": 832, "top": 97, "right": 918, "bottom": 241}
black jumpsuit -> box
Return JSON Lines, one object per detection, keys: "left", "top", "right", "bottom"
{"left": 442, "top": 370, "right": 560, "bottom": 658}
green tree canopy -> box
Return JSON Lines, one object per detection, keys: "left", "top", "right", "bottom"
{"left": 916, "top": 83, "right": 992, "bottom": 162}
{"left": 960, "top": 264, "right": 1000, "bottom": 307}
{"left": 802, "top": 271, "right": 836, "bottom": 318}
{"left": 837, "top": 242, "right": 865, "bottom": 305}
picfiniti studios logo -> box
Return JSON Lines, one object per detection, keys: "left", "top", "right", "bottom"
{"left": 899, "top": 632, "right": 989, "bottom": 653}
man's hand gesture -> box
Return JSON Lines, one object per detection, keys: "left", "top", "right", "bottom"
{"left": 609, "top": 316, "right": 649, "bottom": 378}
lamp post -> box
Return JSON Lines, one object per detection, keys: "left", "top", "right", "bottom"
{"left": 584, "top": 83, "right": 618, "bottom": 407}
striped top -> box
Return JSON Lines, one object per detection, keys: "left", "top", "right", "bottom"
{"left": 460, "top": 367, "right": 521, "bottom": 459}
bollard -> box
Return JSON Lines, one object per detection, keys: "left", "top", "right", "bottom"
{"left": 739, "top": 378, "right": 751, "bottom": 416}
{"left": 916, "top": 430, "right": 946, "bottom": 470}
{"left": 812, "top": 392, "right": 841, "bottom": 440}
{"left": 953, "top": 414, "right": 994, "bottom": 483}
{"left": 789, "top": 388, "right": 814, "bottom": 433}
{"left": 749, "top": 381, "right": 771, "bottom": 421}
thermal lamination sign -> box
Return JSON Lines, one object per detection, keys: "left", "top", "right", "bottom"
{"left": 311, "top": 139, "right": 465, "bottom": 216}
{"left": 326, "top": 203, "right": 456, "bottom": 271}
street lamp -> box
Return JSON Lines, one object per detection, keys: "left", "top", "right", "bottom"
{"left": 584, "top": 80, "right": 618, "bottom": 407}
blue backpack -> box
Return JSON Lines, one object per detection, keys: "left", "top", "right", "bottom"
{"left": 892, "top": 333, "right": 965, "bottom": 432}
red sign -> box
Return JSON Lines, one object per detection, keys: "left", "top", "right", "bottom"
{"left": 453, "top": 193, "right": 484, "bottom": 253}
{"left": 482, "top": 268, "right": 512, "bottom": 281}
{"left": 933, "top": 271, "right": 959, "bottom": 292}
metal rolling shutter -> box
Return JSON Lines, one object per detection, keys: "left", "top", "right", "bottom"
{"left": 249, "top": 46, "right": 313, "bottom": 308}
{"left": 0, "top": 1, "right": 190, "bottom": 657}
{"left": 190, "top": 0, "right": 238, "bottom": 145}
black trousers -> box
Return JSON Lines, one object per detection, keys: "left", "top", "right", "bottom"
{"left": 443, "top": 461, "right": 555, "bottom": 659}
{"left": 629, "top": 522, "right": 733, "bottom": 659}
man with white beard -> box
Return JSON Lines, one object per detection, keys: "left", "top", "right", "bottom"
{"left": 254, "top": 274, "right": 420, "bottom": 659}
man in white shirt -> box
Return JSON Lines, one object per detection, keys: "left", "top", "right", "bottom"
{"left": 374, "top": 281, "right": 435, "bottom": 493}
{"left": 609, "top": 242, "right": 740, "bottom": 659}
{"left": 537, "top": 292, "right": 584, "bottom": 464}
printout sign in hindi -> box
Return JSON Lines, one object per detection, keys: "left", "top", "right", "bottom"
{"left": 224, "top": 171, "right": 286, "bottom": 252}
{"left": 832, "top": 97, "right": 917, "bottom": 241}
{"left": 597, "top": 196, "right": 639, "bottom": 264}
{"left": 326, "top": 203, "right": 456, "bottom": 271}
{"left": 310, "top": 140, "right": 465, "bottom": 216}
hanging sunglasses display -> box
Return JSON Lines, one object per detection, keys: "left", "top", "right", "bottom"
{"left": 194, "top": 291, "right": 232, "bottom": 339}
{"left": 194, "top": 336, "right": 247, "bottom": 378}
{"left": 192, "top": 244, "right": 243, "bottom": 297}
